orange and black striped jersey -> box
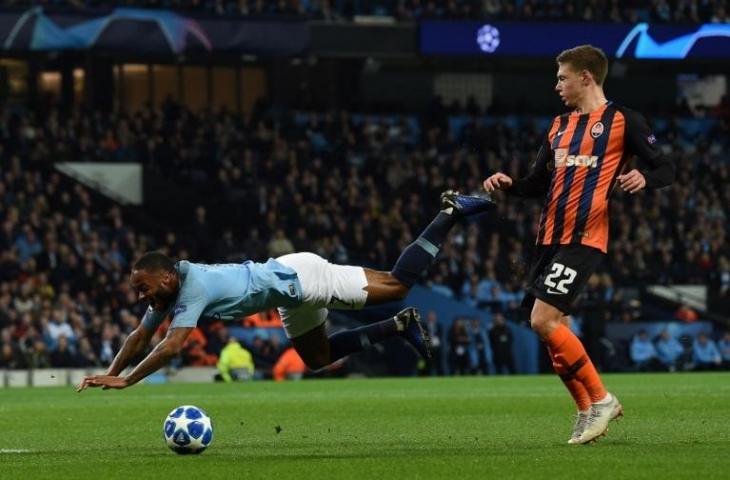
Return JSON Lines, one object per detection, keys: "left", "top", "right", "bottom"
{"left": 507, "top": 102, "right": 674, "bottom": 253}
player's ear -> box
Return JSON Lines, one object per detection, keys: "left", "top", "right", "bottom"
{"left": 581, "top": 70, "right": 592, "bottom": 86}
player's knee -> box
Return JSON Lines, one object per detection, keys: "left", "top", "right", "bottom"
{"left": 530, "top": 313, "right": 560, "bottom": 339}
{"left": 385, "top": 273, "right": 409, "bottom": 299}
{"left": 391, "top": 284, "right": 409, "bottom": 301}
{"left": 529, "top": 315, "right": 547, "bottom": 336}
{"left": 530, "top": 300, "right": 565, "bottom": 339}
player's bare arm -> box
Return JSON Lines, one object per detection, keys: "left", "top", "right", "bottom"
{"left": 106, "top": 324, "right": 156, "bottom": 376}
{"left": 77, "top": 327, "right": 192, "bottom": 391}
{"left": 75, "top": 323, "right": 155, "bottom": 391}
{"left": 123, "top": 327, "right": 193, "bottom": 386}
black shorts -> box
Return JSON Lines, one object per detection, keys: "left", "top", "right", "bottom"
{"left": 521, "top": 244, "right": 604, "bottom": 315}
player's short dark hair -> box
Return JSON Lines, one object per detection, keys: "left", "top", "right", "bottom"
{"left": 133, "top": 251, "right": 175, "bottom": 273}
{"left": 556, "top": 45, "right": 608, "bottom": 86}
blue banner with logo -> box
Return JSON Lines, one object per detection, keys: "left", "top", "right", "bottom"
{"left": 0, "top": 7, "right": 308, "bottom": 55}
{"left": 420, "top": 20, "right": 730, "bottom": 59}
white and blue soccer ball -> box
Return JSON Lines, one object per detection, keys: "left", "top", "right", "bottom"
{"left": 163, "top": 405, "right": 214, "bottom": 454}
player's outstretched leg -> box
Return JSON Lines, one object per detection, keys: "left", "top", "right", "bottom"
{"left": 291, "top": 307, "right": 431, "bottom": 370}
{"left": 390, "top": 190, "right": 496, "bottom": 288}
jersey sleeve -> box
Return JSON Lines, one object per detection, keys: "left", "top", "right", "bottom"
{"left": 507, "top": 136, "right": 552, "bottom": 198}
{"left": 141, "top": 306, "right": 167, "bottom": 331}
{"left": 169, "top": 280, "right": 209, "bottom": 329}
{"left": 623, "top": 110, "right": 675, "bottom": 188}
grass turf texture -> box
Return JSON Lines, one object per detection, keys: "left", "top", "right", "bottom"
{"left": 1, "top": 373, "right": 728, "bottom": 480}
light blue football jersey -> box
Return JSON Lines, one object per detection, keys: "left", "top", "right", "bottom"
{"left": 141, "top": 259, "right": 303, "bottom": 330}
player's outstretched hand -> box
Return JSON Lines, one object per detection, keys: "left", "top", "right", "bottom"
{"left": 76, "top": 375, "right": 129, "bottom": 392}
{"left": 483, "top": 173, "right": 513, "bottom": 192}
{"left": 617, "top": 169, "right": 646, "bottom": 194}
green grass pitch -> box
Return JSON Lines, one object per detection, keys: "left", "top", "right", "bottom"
{"left": 1, "top": 373, "right": 729, "bottom": 479}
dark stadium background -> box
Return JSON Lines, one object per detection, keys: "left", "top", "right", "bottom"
{"left": 1, "top": 0, "right": 729, "bottom": 386}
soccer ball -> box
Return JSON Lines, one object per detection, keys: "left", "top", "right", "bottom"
{"left": 163, "top": 405, "right": 214, "bottom": 454}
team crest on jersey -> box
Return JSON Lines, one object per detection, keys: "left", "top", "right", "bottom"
{"left": 590, "top": 121, "right": 605, "bottom": 138}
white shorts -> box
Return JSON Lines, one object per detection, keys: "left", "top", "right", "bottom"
{"left": 275, "top": 252, "right": 368, "bottom": 339}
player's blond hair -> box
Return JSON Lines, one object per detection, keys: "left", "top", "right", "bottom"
{"left": 556, "top": 45, "right": 608, "bottom": 86}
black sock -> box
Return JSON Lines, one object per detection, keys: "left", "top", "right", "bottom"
{"left": 328, "top": 316, "right": 403, "bottom": 362}
{"left": 391, "top": 212, "right": 456, "bottom": 287}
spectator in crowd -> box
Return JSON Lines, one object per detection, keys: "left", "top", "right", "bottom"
{"left": 719, "top": 331, "right": 730, "bottom": 370}
{"left": 75, "top": 337, "right": 101, "bottom": 367}
{"left": 630, "top": 329, "right": 659, "bottom": 372}
{"left": 488, "top": 312, "right": 515, "bottom": 375}
{"left": 27, "top": 339, "right": 51, "bottom": 369}
{"left": 448, "top": 318, "right": 471, "bottom": 375}
{"left": 710, "top": 256, "right": 730, "bottom": 315}
{"left": 216, "top": 335, "right": 255, "bottom": 382}
{"left": 182, "top": 328, "right": 219, "bottom": 367}
{"left": 249, "top": 334, "right": 283, "bottom": 377}
{"left": 50, "top": 335, "right": 77, "bottom": 368}
{"left": 267, "top": 229, "right": 295, "bottom": 258}
{"left": 189, "top": 206, "right": 214, "bottom": 261}
{"left": 273, "top": 347, "right": 307, "bottom": 381}
{"left": 0, "top": 341, "right": 27, "bottom": 369}
{"left": 692, "top": 332, "right": 722, "bottom": 370}
{"left": 98, "top": 324, "right": 121, "bottom": 367}
{"left": 429, "top": 273, "right": 456, "bottom": 298}
{"left": 655, "top": 329, "right": 685, "bottom": 372}
{"left": 204, "top": 324, "right": 229, "bottom": 358}
{"left": 15, "top": 225, "right": 42, "bottom": 264}
{"left": 47, "top": 308, "right": 75, "bottom": 349}
{"left": 469, "top": 318, "right": 489, "bottom": 375}
{"left": 675, "top": 304, "right": 699, "bottom": 323}
{"left": 424, "top": 310, "right": 443, "bottom": 376}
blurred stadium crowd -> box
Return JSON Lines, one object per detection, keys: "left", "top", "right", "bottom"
{"left": 0, "top": 97, "right": 729, "bottom": 374}
{"left": 4, "top": 0, "right": 729, "bottom": 23}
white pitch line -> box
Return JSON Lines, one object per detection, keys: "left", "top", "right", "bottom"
{"left": 0, "top": 449, "right": 33, "bottom": 453}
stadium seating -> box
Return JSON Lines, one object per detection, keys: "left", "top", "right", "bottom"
{"left": 5, "top": 1, "right": 727, "bottom": 23}
{"left": 0, "top": 103, "right": 728, "bottom": 375}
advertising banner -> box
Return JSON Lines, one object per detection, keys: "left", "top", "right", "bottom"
{"left": 421, "top": 20, "right": 730, "bottom": 59}
{"left": 0, "top": 7, "right": 308, "bottom": 55}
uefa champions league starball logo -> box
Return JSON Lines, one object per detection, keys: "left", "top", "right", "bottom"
{"left": 476, "top": 24, "right": 500, "bottom": 53}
